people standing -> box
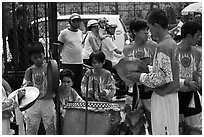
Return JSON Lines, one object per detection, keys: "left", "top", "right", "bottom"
{"left": 58, "top": 13, "right": 84, "bottom": 97}
{"left": 98, "top": 17, "right": 109, "bottom": 40}
{"left": 101, "top": 21, "right": 122, "bottom": 74}
{"left": 82, "top": 19, "right": 102, "bottom": 66}
{"left": 123, "top": 19, "right": 158, "bottom": 134}
{"left": 22, "top": 42, "right": 56, "bottom": 135}
{"left": 177, "top": 20, "right": 202, "bottom": 133}
{"left": 126, "top": 9, "right": 180, "bottom": 135}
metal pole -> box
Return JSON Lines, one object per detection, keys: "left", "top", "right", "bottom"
{"left": 48, "top": 2, "right": 60, "bottom": 134}
{"left": 84, "top": 75, "right": 89, "bottom": 135}
{"left": 44, "top": 2, "right": 48, "bottom": 61}
{"left": 12, "top": 2, "right": 19, "bottom": 74}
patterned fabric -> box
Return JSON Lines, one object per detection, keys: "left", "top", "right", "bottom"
{"left": 81, "top": 69, "right": 116, "bottom": 101}
{"left": 123, "top": 40, "right": 158, "bottom": 65}
{"left": 178, "top": 46, "right": 202, "bottom": 128}
{"left": 139, "top": 35, "right": 179, "bottom": 135}
{"left": 139, "top": 36, "right": 180, "bottom": 96}
{"left": 63, "top": 101, "right": 121, "bottom": 112}
{"left": 140, "top": 49, "right": 173, "bottom": 88}
{"left": 60, "top": 88, "right": 84, "bottom": 104}
{"left": 24, "top": 62, "right": 52, "bottom": 99}
{"left": 25, "top": 99, "right": 56, "bottom": 135}
{"left": 178, "top": 46, "right": 202, "bottom": 84}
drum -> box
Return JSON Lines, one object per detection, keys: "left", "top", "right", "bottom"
{"left": 62, "top": 101, "right": 122, "bottom": 135}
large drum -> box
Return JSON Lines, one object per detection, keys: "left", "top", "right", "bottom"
{"left": 62, "top": 101, "right": 122, "bottom": 135}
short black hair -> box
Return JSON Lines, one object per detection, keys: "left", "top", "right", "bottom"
{"left": 60, "top": 69, "right": 74, "bottom": 81}
{"left": 147, "top": 8, "right": 168, "bottom": 29}
{"left": 181, "top": 20, "right": 202, "bottom": 39}
{"left": 29, "top": 42, "right": 44, "bottom": 56}
{"left": 89, "top": 51, "right": 106, "bottom": 63}
{"left": 129, "top": 19, "right": 148, "bottom": 38}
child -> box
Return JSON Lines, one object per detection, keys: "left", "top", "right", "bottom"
{"left": 22, "top": 42, "right": 56, "bottom": 135}
{"left": 59, "top": 69, "right": 84, "bottom": 104}
{"left": 177, "top": 20, "right": 202, "bottom": 133}
{"left": 123, "top": 19, "right": 158, "bottom": 134}
{"left": 81, "top": 51, "right": 116, "bottom": 102}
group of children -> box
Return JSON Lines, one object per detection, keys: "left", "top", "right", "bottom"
{"left": 2, "top": 8, "right": 202, "bottom": 135}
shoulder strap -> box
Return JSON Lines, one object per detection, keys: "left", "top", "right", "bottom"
{"left": 82, "top": 32, "right": 89, "bottom": 45}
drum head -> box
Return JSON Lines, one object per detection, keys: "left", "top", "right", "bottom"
{"left": 47, "top": 60, "right": 59, "bottom": 95}
{"left": 8, "top": 87, "right": 39, "bottom": 111}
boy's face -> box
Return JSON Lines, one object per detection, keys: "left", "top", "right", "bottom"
{"left": 31, "top": 53, "right": 44, "bottom": 67}
{"left": 70, "top": 18, "right": 81, "bottom": 28}
{"left": 135, "top": 28, "right": 149, "bottom": 41}
{"left": 61, "top": 77, "right": 73, "bottom": 89}
{"left": 92, "top": 59, "right": 104, "bottom": 71}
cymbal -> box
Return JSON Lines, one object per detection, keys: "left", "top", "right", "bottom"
{"left": 114, "top": 57, "right": 149, "bottom": 84}
{"left": 8, "top": 86, "right": 40, "bottom": 111}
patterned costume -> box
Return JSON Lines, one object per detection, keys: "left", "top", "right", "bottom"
{"left": 178, "top": 46, "right": 202, "bottom": 129}
{"left": 23, "top": 62, "right": 56, "bottom": 135}
{"left": 139, "top": 35, "right": 180, "bottom": 134}
{"left": 81, "top": 69, "right": 116, "bottom": 102}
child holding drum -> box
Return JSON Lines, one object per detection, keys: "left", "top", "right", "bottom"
{"left": 81, "top": 51, "right": 116, "bottom": 102}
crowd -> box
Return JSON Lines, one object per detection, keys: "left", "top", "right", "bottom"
{"left": 2, "top": 6, "right": 202, "bottom": 135}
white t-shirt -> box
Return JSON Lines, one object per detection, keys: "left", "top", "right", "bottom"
{"left": 101, "top": 37, "right": 117, "bottom": 61}
{"left": 58, "top": 28, "right": 83, "bottom": 64}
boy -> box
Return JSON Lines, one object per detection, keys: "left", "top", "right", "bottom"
{"left": 59, "top": 69, "right": 84, "bottom": 104}
{"left": 81, "top": 51, "right": 116, "bottom": 102}
{"left": 126, "top": 9, "right": 180, "bottom": 134}
{"left": 22, "top": 42, "right": 56, "bottom": 135}
{"left": 177, "top": 20, "right": 202, "bottom": 133}
{"left": 59, "top": 69, "right": 84, "bottom": 131}
{"left": 123, "top": 19, "right": 158, "bottom": 134}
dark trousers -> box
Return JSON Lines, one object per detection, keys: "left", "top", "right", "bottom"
{"left": 61, "top": 64, "right": 83, "bottom": 97}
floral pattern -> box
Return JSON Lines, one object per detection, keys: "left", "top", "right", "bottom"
{"left": 140, "top": 51, "right": 173, "bottom": 88}
{"left": 81, "top": 69, "right": 116, "bottom": 101}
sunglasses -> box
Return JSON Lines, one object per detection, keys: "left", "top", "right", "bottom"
{"left": 92, "top": 25, "right": 99, "bottom": 28}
